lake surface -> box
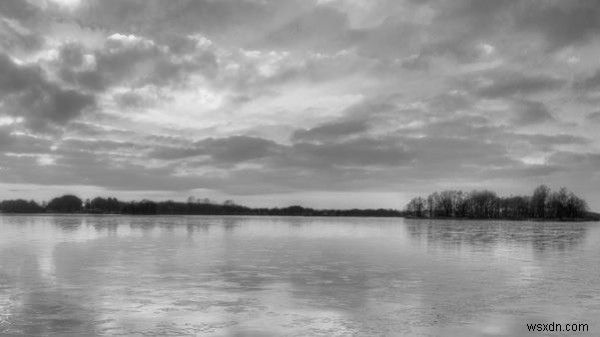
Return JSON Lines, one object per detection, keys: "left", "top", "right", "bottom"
{"left": 0, "top": 215, "right": 599, "bottom": 336}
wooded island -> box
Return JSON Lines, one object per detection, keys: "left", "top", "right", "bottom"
{"left": 405, "top": 185, "right": 596, "bottom": 221}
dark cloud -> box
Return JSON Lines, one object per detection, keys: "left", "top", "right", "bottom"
{"left": 428, "top": 93, "right": 472, "bottom": 113}
{"left": 511, "top": 100, "right": 554, "bottom": 125}
{"left": 150, "top": 133, "right": 415, "bottom": 171}
{"left": 14, "top": 86, "right": 95, "bottom": 131}
{"left": 64, "top": 122, "right": 136, "bottom": 141}
{"left": 57, "top": 139, "right": 142, "bottom": 154}
{"left": 587, "top": 111, "right": 600, "bottom": 121}
{"left": 0, "top": 54, "right": 43, "bottom": 93}
{"left": 150, "top": 136, "right": 282, "bottom": 162}
{"left": 0, "top": 17, "right": 45, "bottom": 53}
{"left": 289, "top": 137, "right": 414, "bottom": 168}
{"left": 514, "top": 133, "right": 589, "bottom": 147}
{"left": 474, "top": 72, "right": 565, "bottom": 98}
{"left": 200, "top": 134, "right": 521, "bottom": 194}
{"left": 0, "top": 0, "right": 39, "bottom": 21}
{"left": 259, "top": 5, "right": 352, "bottom": 51}
{"left": 58, "top": 43, "right": 85, "bottom": 67}
{"left": 407, "top": 136, "right": 514, "bottom": 169}
{"left": 0, "top": 128, "right": 53, "bottom": 154}
{"left": 397, "top": 0, "right": 511, "bottom": 63}
{"left": 574, "top": 70, "right": 600, "bottom": 91}
{"left": 0, "top": 151, "right": 200, "bottom": 191}
{"left": 73, "top": 0, "right": 302, "bottom": 46}
{"left": 482, "top": 163, "right": 563, "bottom": 179}
{"left": 0, "top": 0, "right": 49, "bottom": 55}
{"left": 0, "top": 54, "right": 95, "bottom": 132}
{"left": 202, "top": 136, "right": 282, "bottom": 163}
{"left": 0, "top": 126, "right": 11, "bottom": 146}
{"left": 416, "top": 116, "right": 498, "bottom": 140}
{"left": 292, "top": 120, "right": 369, "bottom": 142}
{"left": 95, "top": 36, "right": 215, "bottom": 90}
{"left": 427, "top": 1, "right": 600, "bottom": 56}
{"left": 514, "top": 0, "right": 600, "bottom": 51}
{"left": 59, "top": 68, "right": 106, "bottom": 92}
{"left": 113, "top": 91, "right": 155, "bottom": 109}
{"left": 548, "top": 151, "right": 600, "bottom": 167}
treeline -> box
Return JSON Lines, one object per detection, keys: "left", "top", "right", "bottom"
{"left": 405, "top": 185, "right": 592, "bottom": 220}
{"left": 0, "top": 195, "right": 401, "bottom": 217}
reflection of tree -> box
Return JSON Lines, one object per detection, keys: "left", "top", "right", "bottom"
{"left": 88, "top": 217, "right": 119, "bottom": 235}
{"left": 530, "top": 223, "right": 588, "bottom": 252}
{"left": 185, "top": 221, "right": 212, "bottom": 235}
{"left": 51, "top": 217, "right": 82, "bottom": 231}
{"left": 129, "top": 218, "right": 157, "bottom": 231}
{"left": 222, "top": 217, "right": 242, "bottom": 232}
{"left": 405, "top": 219, "right": 588, "bottom": 252}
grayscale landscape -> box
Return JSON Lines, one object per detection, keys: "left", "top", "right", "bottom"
{"left": 1, "top": 0, "right": 600, "bottom": 336}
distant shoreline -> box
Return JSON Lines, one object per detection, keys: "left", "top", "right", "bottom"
{"left": 0, "top": 212, "right": 401, "bottom": 217}
{"left": 404, "top": 213, "right": 600, "bottom": 222}
{"left": 1, "top": 212, "right": 598, "bottom": 221}
{"left": 1, "top": 187, "right": 598, "bottom": 221}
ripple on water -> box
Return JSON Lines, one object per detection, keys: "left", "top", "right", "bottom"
{"left": 1, "top": 216, "right": 600, "bottom": 336}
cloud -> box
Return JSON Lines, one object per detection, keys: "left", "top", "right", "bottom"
{"left": 150, "top": 136, "right": 282, "bottom": 162}
{"left": 292, "top": 119, "right": 369, "bottom": 142}
{"left": 482, "top": 163, "right": 563, "bottom": 180}
{"left": 54, "top": 34, "right": 218, "bottom": 95}
{"left": 289, "top": 137, "right": 414, "bottom": 168}
{"left": 511, "top": 100, "right": 554, "bottom": 125}
{"left": 513, "top": 133, "right": 589, "bottom": 147}
{"left": 0, "top": 0, "right": 51, "bottom": 56}
{"left": 0, "top": 0, "right": 40, "bottom": 21}
{"left": 2, "top": 0, "right": 600, "bottom": 209}
{"left": 587, "top": 111, "right": 600, "bottom": 121}
{"left": 473, "top": 72, "right": 565, "bottom": 98}
{"left": 514, "top": 0, "right": 600, "bottom": 51}
{"left": 58, "top": 42, "right": 85, "bottom": 67}
{"left": 0, "top": 16, "right": 45, "bottom": 53}
{"left": 0, "top": 53, "right": 95, "bottom": 132}
{"left": 0, "top": 53, "right": 43, "bottom": 93}
{"left": 574, "top": 70, "right": 600, "bottom": 91}
{"left": 258, "top": 5, "right": 352, "bottom": 52}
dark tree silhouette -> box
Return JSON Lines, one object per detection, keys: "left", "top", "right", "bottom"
{"left": 47, "top": 195, "right": 83, "bottom": 213}
{"left": 531, "top": 185, "right": 551, "bottom": 218}
{"left": 0, "top": 199, "right": 44, "bottom": 213}
{"left": 406, "top": 185, "right": 590, "bottom": 221}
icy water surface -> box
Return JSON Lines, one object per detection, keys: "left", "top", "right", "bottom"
{"left": 0, "top": 215, "right": 599, "bottom": 336}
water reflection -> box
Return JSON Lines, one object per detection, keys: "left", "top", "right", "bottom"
{"left": 52, "top": 217, "right": 83, "bottom": 232}
{"left": 186, "top": 221, "right": 212, "bottom": 235}
{"left": 0, "top": 215, "right": 598, "bottom": 336}
{"left": 405, "top": 219, "right": 588, "bottom": 253}
{"left": 90, "top": 219, "right": 119, "bottom": 236}
{"left": 0, "top": 246, "right": 98, "bottom": 336}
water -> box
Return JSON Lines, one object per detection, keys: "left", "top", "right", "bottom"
{"left": 0, "top": 215, "right": 599, "bottom": 336}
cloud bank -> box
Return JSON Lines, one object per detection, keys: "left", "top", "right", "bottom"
{"left": 1, "top": 0, "right": 599, "bottom": 209}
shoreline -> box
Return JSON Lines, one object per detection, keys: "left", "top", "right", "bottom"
{"left": 1, "top": 212, "right": 599, "bottom": 222}
{"left": 403, "top": 214, "right": 600, "bottom": 222}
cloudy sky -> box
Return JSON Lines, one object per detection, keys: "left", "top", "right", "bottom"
{"left": 1, "top": 0, "right": 600, "bottom": 209}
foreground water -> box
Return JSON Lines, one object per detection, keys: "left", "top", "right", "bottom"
{"left": 0, "top": 216, "right": 599, "bottom": 336}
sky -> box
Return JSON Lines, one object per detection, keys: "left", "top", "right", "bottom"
{"left": 1, "top": 0, "right": 600, "bottom": 210}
